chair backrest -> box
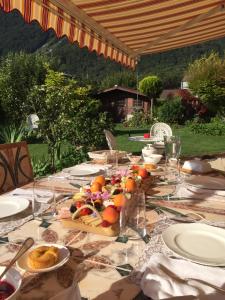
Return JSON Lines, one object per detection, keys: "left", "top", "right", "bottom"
{"left": 0, "top": 141, "right": 33, "bottom": 195}
{"left": 150, "top": 122, "right": 173, "bottom": 141}
{"left": 104, "top": 130, "right": 117, "bottom": 150}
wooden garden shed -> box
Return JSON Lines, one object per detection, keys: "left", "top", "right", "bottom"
{"left": 97, "top": 85, "right": 150, "bottom": 122}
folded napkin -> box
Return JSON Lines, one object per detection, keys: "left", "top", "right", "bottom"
{"left": 176, "top": 184, "right": 225, "bottom": 201}
{"left": 9, "top": 188, "right": 59, "bottom": 203}
{"left": 141, "top": 253, "right": 225, "bottom": 300}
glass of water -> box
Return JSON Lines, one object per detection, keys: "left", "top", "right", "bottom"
{"left": 164, "top": 135, "right": 181, "bottom": 163}
{"left": 33, "top": 176, "right": 56, "bottom": 221}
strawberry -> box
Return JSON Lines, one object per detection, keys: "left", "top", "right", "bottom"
{"left": 76, "top": 201, "right": 83, "bottom": 208}
{"left": 101, "top": 220, "right": 111, "bottom": 227}
{"left": 80, "top": 208, "right": 92, "bottom": 216}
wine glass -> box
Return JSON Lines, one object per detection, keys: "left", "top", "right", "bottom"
{"left": 163, "top": 136, "right": 182, "bottom": 199}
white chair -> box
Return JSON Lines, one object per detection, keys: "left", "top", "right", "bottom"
{"left": 104, "top": 130, "right": 117, "bottom": 150}
{"left": 150, "top": 122, "right": 172, "bottom": 142}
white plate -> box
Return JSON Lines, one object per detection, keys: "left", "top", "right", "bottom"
{"left": 0, "top": 197, "right": 29, "bottom": 218}
{"left": 162, "top": 223, "right": 225, "bottom": 266}
{"left": 63, "top": 165, "right": 100, "bottom": 176}
{"left": 128, "top": 136, "right": 160, "bottom": 142}
{"left": 185, "top": 175, "right": 225, "bottom": 190}
{"left": 16, "top": 243, "right": 70, "bottom": 273}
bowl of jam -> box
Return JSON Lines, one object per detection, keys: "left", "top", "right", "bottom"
{"left": 0, "top": 267, "right": 21, "bottom": 299}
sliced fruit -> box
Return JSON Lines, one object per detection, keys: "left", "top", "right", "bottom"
{"left": 90, "top": 182, "right": 102, "bottom": 193}
{"left": 138, "top": 168, "right": 149, "bottom": 179}
{"left": 70, "top": 204, "right": 77, "bottom": 213}
{"left": 113, "top": 193, "right": 127, "bottom": 207}
{"left": 125, "top": 178, "right": 137, "bottom": 192}
{"left": 101, "top": 220, "right": 111, "bottom": 227}
{"left": 102, "top": 206, "right": 119, "bottom": 224}
{"left": 80, "top": 208, "right": 92, "bottom": 216}
{"left": 94, "top": 175, "right": 106, "bottom": 186}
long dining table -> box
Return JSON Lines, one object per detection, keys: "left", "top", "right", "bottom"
{"left": 0, "top": 160, "right": 225, "bottom": 300}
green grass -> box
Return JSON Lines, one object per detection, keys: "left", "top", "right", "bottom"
{"left": 115, "top": 124, "right": 225, "bottom": 157}
{"left": 28, "top": 125, "right": 225, "bottom": 160}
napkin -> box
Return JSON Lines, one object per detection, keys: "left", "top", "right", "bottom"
{"left": 141, "top": 253, "right": 225, "bottom": 300}
{"left": 9, "top": 188, "right": 59, "bottom": 203}
{"left": 176, "top": 184, "right": 225, "bottom": 201}
{"left": 50, "top": 282, "right": 81, "bottom": 300}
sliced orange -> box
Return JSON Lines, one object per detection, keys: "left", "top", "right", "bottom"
{"left": 90, "top": 182, "right": 102, "bottom": 193}
{"left": 94, "top": 175, "right": 106, "bottom": 186}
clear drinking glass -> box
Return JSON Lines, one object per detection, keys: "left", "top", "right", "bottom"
{"left": 33, "top": 176, "right": 56, "bottom": 221}
{"left": 164, "top": 135, "right": 181, "bottom": 163}
{"left": 119, "top": 190, "right": 146, "bottom": 240}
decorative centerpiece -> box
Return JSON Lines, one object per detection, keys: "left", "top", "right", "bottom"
{"left": 59, "top": 167, "right": 153, "bottom": 236}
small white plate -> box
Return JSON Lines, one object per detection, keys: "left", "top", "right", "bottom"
{"left": 0, "top": 197, "right": 29, "bottom": 218}
{"left": 16, "top": 244, "right": 70, "bottom": 273}
{"left": 162, "top": 223, "right": 225, "bottom": 266}
{"left": 63, "top": 165, "right": 100, "bottom": 176}
{"left": 185, "top": 175, "right": 225, "bottom": 190}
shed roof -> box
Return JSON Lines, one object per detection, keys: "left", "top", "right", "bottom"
{"left": 98, "top": 85, "right": 149, "bottom": 101}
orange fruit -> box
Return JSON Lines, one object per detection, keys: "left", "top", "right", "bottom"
{"left": 138, "top": 168, "right": 148, "bottom": 179}
{"left": 113, "top": 193, "right": 127, "bottom": 207}
{"left": 102, "top": 206, "right": 119, "bottom": 224}
{"left": 125, "top": 178, "right": 137, "bottom": 192}
{"left": 94, "top": 175, "right": 105, "bottom": 186}
{"left": 90, "top": 182, "right": 102, "bottom": 193}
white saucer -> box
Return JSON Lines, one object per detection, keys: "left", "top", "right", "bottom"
{"left": 16, "top": 244, "right": 70, "bottom": 273}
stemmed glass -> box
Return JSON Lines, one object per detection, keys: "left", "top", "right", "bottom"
{"left": 163, "top": 136, "right": 182, "bottom": 198}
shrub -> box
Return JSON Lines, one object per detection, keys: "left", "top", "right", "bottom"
{"left": 123, "top": 110, "right": 153, "bottom": 128}
{"left": 157, "top": 97, "right": 185, "bottom": 124}
{"left": 28, "top": 69, "right": 112, "bottom": 171}
{"left": 188, "top": 118, "right": 225, "bottom": 136}
{"left": 185, "top": 52, "right": 225, "bottom": 116}
{"left": 32, "top": 147, "right": 89, "bottom": 177}
{"left": 0, "top": 52, "right": 50, "bottom": 124}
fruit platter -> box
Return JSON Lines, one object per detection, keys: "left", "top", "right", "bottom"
{"left": 59, "top": 165, "right": 154, "bottom": 236}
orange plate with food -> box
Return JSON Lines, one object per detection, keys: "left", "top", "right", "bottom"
{"left": 16, "top": 244, "right": 70, "bottom": 273}
{"left": 61, "top": 204, "right": 120, "bottom": 237}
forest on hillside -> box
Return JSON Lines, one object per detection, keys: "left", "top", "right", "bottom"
{"left": 0, "top": 9, "right": 225, "bottom": 89}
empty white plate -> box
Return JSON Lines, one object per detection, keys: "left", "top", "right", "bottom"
{"left": 185, "top": 175, "right": 225, "bottom": 190}
{"left": 63, "top": 165, "right": 100, "bottom": 176}
{"left": 0, "top": 197, "right": 29, "bottom": 218}
{"left": 16, "top": 243, "right": 70, "bottom": 273}
{"left": 162, "top": 223, "right": 225, "bottom": 266}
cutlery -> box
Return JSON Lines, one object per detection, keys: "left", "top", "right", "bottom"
{"left": 146, "top": 202, "right": 187, "bottom": 217}
{"left": 159, "top": 263, "right": 225, "bottom": 295}
{"left": 0, "top": 237, "right": 34, "bottom": 283}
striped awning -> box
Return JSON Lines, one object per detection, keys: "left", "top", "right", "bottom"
{"left": 0, "top": 0, "right": 225, "bottom": 68}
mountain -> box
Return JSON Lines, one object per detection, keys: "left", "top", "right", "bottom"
{"left": 0, "top": 9, "right": 225, "bottom": 88}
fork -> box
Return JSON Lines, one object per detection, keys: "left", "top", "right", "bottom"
{"left": 158, "top": 263, "right": 225, "bottom": 295}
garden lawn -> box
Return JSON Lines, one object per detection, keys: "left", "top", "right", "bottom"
{"left": 28, "top": 125, "right": 225, "bottom": 160}
{"left": 115, "top": 124, "right": 225, "bottom": 157}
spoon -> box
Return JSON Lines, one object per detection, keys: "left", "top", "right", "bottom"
{"left": 0, "top": 237, "right": 34, "bottom": 282}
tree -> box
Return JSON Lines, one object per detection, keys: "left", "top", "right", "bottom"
{"left": 139, "top": 75, "right": 163, "bottom": 118}
{"left": 28, "top": 69, "right": 113, "bottom": 171}
{"left": 0, "top": 52, "right": 50, "bottom": 124}
{"left": 139, "top": 75, "right": 163, "bottom": 99}
{"left": 185, "top": 52, "right": 225, "bottom": 116}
